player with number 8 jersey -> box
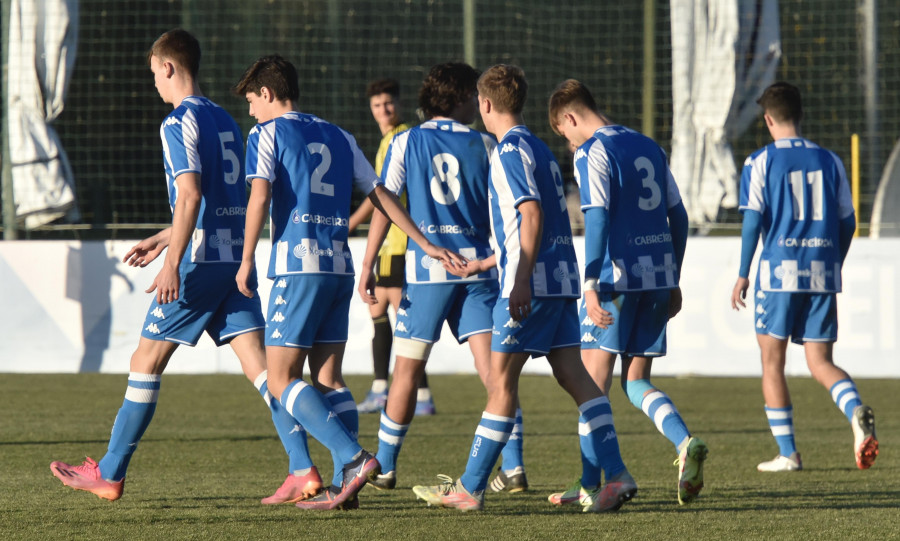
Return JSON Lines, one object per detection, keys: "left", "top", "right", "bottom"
{"left": 381, "top": 119, "right": 497, "bottom": 284}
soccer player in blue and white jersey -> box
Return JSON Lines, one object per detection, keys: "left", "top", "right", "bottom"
{"left": 50, "top": 30, "right": 317, "bottom": 504}
{"left": 549, "top": 79, "right": 707, "bottom": 505}
{"left": 731, "top": 82, "right": 877, "bottom": 472}
{"left": 233, "top": 55, "right": 462, "bottom": 510}
{"left": 358, "top": 62, "right": 529, "bottom": 492}
{"left": 413, "top": 65, "right": 636, "bottom": 513}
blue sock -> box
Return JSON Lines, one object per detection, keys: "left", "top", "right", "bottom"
{"left": 765, "top": 405, "right": 797, "bottom": 457}
{"left": 325, "top": 387, "right": 359, "bottom": 486}
{"left": 254, "top": 371, "right": 313, "bottom": 473}
{"left": 500, "top": 408, "right": 524, "bottom": 472}
{"left": 640, "top": 389, "right": 691, "bottom": 451}
{"left": 375, "top": 411, "right": 409, "bottom": 474}
{"left": 281, "top": 379, "right": 360, "bottom": 465}
{"left": 830, "top": 379, "right": 863, "bottom": 422}
{"left": 578, "top": 396, "right": 625, "bottom": 488}
{"left": 98, "top": 373, "right": 161, "bottom": 481}
{"left": 459, "top": 412, "right": 514, "bottom": 494}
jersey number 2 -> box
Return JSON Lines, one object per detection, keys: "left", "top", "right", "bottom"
{"left": 307, "top": 143, "right": 334, "bottom": 196}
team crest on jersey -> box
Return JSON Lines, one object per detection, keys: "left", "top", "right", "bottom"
{"left": 552, "top": 267, "right": 569, "bottom": 282}
{"left": 420, "top": 255, "right": 437, "bottom": 269}
{"left": 271, "top": 312, "right": 285, "bottom": 323}
{"left": 581, "top": 332, "right": 597, "bottom": 343}
{"left": 151, "top": 307, "right": 165, "bottom": 319}
{"left": 499, "top": 142, "right": 518, "bottom": 155}
{"left": 293, "top": 244, "right": 309, "bottom": 259}
{"left": 145, "top": 323, "right": 161, "bottom": 334}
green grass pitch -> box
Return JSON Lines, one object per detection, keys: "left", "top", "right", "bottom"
{"left": 1, "top": 373, "right": 895, "bottom": 540}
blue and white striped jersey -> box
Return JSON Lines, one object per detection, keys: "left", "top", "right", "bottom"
{"left": 577, "top": 125, "right": 682, "bottom": 292}
{"left": 740, "top": 137, "right": 853, "bottom": 292}
{"left": 489, "top": 126, "right": 580, "bottom": 299}
{"left": 245, "top": 112, "right": 378, "bottom": 279}
{"left": 381, "top": 119, "right": 497, "bottom": 284}
{"left": 160, "top": 96, "right": 246, "bottom": 263}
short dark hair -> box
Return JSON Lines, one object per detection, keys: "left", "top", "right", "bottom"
{"left": 418, "top": 62, "right": 480, "bottom": 119}
{"left": 232, "top": 55, "right": 300, "bottom": 102}
{"left": 367, "top": 78, "right": 400, "bottom": 99}
{"left": 548, "top": 79, "right": 599, "bottom": 135}
{"left": 757, "top": 82, "right": 803, "bottom": 124}
{"left": 147, "top": 29, "right": 201, "bottom": 78}
{"left": 477, "top": 64, "right": 527, "bottom": 115}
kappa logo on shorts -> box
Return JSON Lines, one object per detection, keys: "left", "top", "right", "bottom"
{"left": 581, "top": 316, "right": 593, "bottom": 326}
{"left": 397, "top": 308, "right": 408, "bottom": 317}
{"left": 581, "top": 332, "right": 597, "bottom": 343}
{"left": 756, "top": 319, "right": 766, "bottom": 329}
{"left": 396, "top": 322, "right": 409, "bottom": 333}
{"left": 275, "top": 279, "right": 287, "bottom": 288}
{"left": 271, "top": 312, "right": 285, "bottom": 322}
{"left": 503, "top": 318, "right": 521, "bottom": 329}
{"left": 756, "top": 291, "right": 766, "bottom": 299}
{"left": 274, "top": 295, "right": 287, "bottom": 305}
{"left": 756, "top": 305, "right": 765, "bottom": 314}
{"left": 151, "top": 307, "right": 165, "bottom": 319}
{"left": 271, "top": 329, "right": 283, "bottom": 339}
{"left": 501, "top": 335, "right": 519, "bottom": 345}
{"left": 145, "top": 323, "right": 161, "bottom": 334}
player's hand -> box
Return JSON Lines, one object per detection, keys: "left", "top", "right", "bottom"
{"left": 424, "top": 243, "right": 467, "bottom": 273}
{"left": 236, "top": 261, "right": 256, "bottom": 299}
{"left": 123, "top": 237, "right": 166, "bottom": 267}
{"left": 584, "top": 289, "right": 613, "bottom": 329}
{"left": 731, "top": 277, "right": 750, "bottom": 310}
{"left": 358, "top": 265, "right": 378, "bottom": 305}
{"left": 444, "top": 257, "right": 479, "bottom": 278}
{"left": 668, "top": 287, "right": 683, "bottom": 319}
{"left": 149, "top": 264, "right": 180, "bottom": 304}
{"left": 508, "top": 281, "right": 532, "bottom": 322}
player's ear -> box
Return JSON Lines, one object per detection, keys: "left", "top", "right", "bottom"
{"left": 563, "top": 111, "right": 577, "bottom": 128}
{"left": 163, "top": 61, "right": 176, "bottom": 79}
{"left": 763, "top": 112, "right": 775, "bottom": 128}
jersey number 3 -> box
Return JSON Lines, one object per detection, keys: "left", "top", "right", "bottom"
{"left": 634, "top": 156, "right": 661, "bottom": 211}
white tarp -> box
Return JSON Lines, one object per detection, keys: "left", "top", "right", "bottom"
{"left": 670, "top": 0, "right": 781, "bottom": 227}
{"left": 6, "top": 0, "right": 79, "bottom": 229}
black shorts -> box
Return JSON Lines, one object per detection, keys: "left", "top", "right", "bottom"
{"left": 375, "top": 254, "right": 405, "bottom": 288}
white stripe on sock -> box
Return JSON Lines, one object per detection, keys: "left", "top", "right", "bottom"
{"left": 253, "top": 370, "right": 268, "bottom": 392}
{"left": 770, "top": 425, "right": 793, "bottom": 436}
{"left": 475, "top": 424, "right": 511, "bottom": 442}
{"left": 765, "top": 408, "right": 792, "bottom": 420}
{"left": 578, "top": 413, "right": 613, "bottom": 435}
{"left": 378, "top": 429, "right": 405, "bottom": 446}
{"left": 379, "top": 412, "right": 408, "bottom": 431}
{"left": 830, "top": 380, "right": 853, "bottom": 401}
{"left": 284, "top": 380, "right": 309, "bottom": 414}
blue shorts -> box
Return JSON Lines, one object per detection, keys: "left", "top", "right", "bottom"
{"left": 492, "top": 297, "right": 580, "bottom": 357}
{"left": 580, "top": 289, "right": 671, "bottom": 356}
{"left": 394, "top": 281, "right": 497, "bottom": 344}
{"left": 754, "top": 290, "right": 838, "bottom": 344}
{"left": 141, "top": 262, "right": 265, "bottom": 346}
{"left": 265, "top": 274, "right": 354, "bottom": 348}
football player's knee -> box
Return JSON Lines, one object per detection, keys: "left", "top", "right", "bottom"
{"left": 393, "top": 337, "right": 433, "bottom": 361}
{"left": 624, "top": 378, "right": 655, "bottom": 410}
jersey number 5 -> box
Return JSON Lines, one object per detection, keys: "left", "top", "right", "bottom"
{"left": 218, "top": 131, "right": 240, "bottom": 185}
